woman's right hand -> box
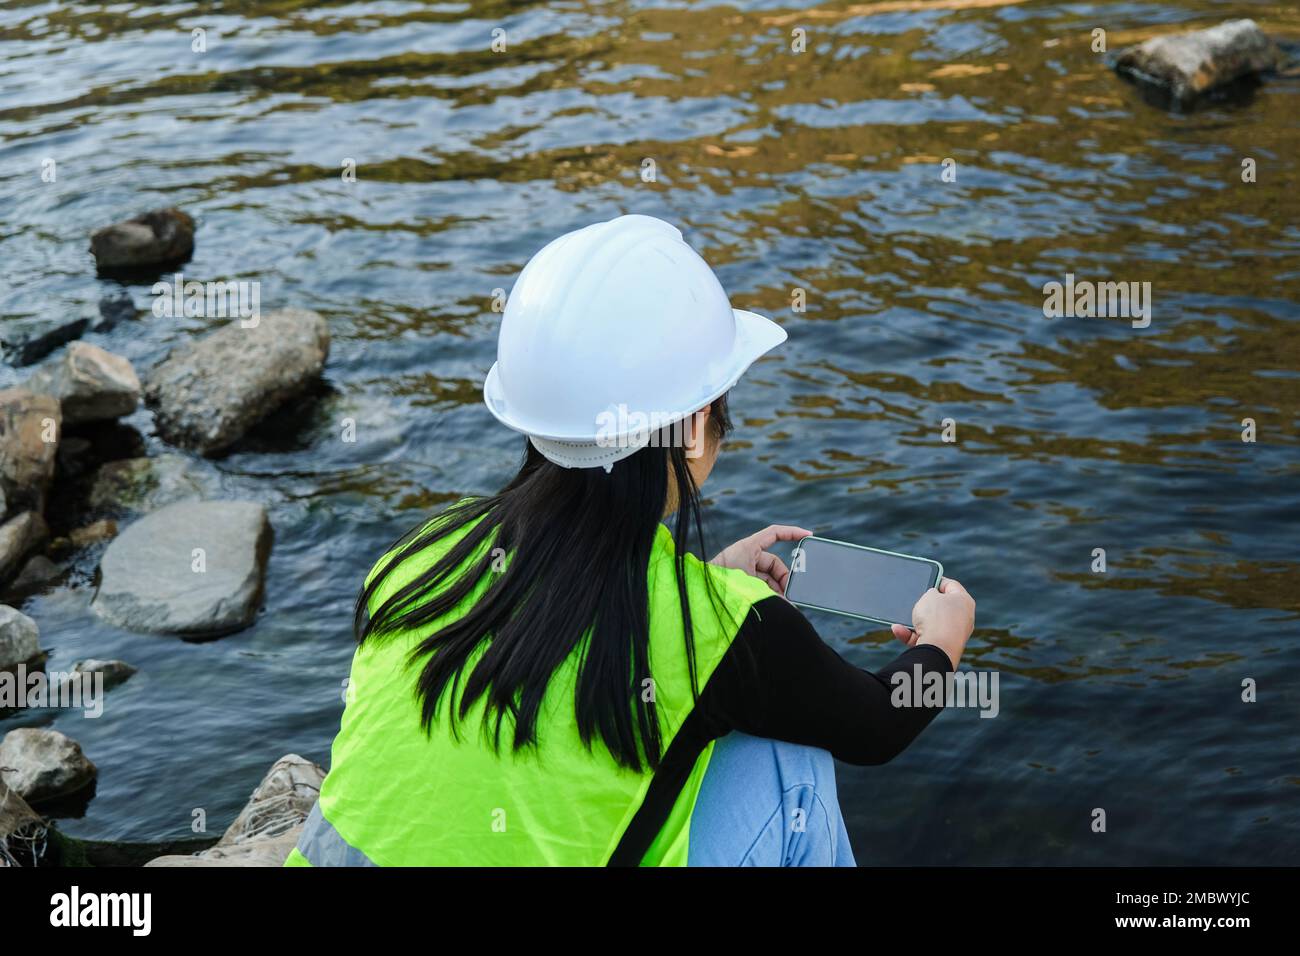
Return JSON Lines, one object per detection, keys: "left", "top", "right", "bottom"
{"left": 890, "top": 578, "right": 975, "bottom": 669}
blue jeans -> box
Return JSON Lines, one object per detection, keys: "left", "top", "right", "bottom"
{"left": 687, "top": 732, "right": 857, "bottom": 866}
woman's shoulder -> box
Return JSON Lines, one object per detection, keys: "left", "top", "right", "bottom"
{"left": 649, "top": 525, "right": 778, "bottom": 612}
{"left": 363, "top": 497, "right": 490, "bottom": 602}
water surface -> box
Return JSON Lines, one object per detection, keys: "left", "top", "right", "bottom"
{"left": 1, "top": 0, "right": 1297, "bottom": 864}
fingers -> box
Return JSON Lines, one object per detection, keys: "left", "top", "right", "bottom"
{"left": 755, "top": 550, "right": 791, "bottom": 594}
{"left": 749, "top": 524, "right": 813, "bottom": 550}
{"left": 938, "top": 577, "right": 966, "bottom": 596}
{"left": 891, "top": 622, "right": 916, "bottom": 645}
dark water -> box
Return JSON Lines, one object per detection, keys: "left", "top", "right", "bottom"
{"left": 2, "top": 0, "right": 1297, "bottom": 864}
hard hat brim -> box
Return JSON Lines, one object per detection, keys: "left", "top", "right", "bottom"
{"left": 483, "top": 307, "right": 787, "bottom": 444}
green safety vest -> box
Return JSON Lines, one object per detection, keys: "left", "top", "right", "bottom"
{"left": 286, "top": 510, "right": 773, "bottom": 866}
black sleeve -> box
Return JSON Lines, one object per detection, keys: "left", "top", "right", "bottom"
{"left": 696, "top": 594, "right": 953, "bottom": 766}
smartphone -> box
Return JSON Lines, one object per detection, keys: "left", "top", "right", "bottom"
{"left": 784, "top": 535, "right": 943, "bottom": 629}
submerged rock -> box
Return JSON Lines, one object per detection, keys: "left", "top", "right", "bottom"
{"left": 0, "top": 512, "right": 50, "bottom": 585}
{"left": 0, "top": 389, "right": 60, "bottom": 510}
{"left": 1115, "top": 19, "right": 1280, "bottom": 102}
{"left": 91, "top": 500, "right": 271, "bottom": 636}
{"left": 1, "top": 298, "right": 138, "bottom": 371}
{"left": 145, "top": 754, "right": 325, "bottom": 867}
{"left": 87, "top": 454, "right": 223, "bottom": 516}
{"left": 1, "top": 317, "right": 92, "bottom": 369}
{"left": 0, "top": 728, "right": 97, "bottom": 805}
{"left": 89, "top": 207, "right": 194, "bottom": 271}
{"left": 0, "top": 605, "right": 41, "bottom": 670}
{"left": 97, "top": 291, "right": 137, "bottom": 331}
{"left": 9, "top": 555, "right": 63, "bottom": 593}
{"left": 145, "top": 308, "right": 329, "bottom": 456}
{"left": 26, "top": 343, "right": 141, "bottom": 425}
{"left": 64, "top": 659, "right": 137, "bottom": 693}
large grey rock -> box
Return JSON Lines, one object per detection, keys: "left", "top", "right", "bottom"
{"left": 0, "top": 728, "right": 97, "bottom": 804}
{"left": 91, "top": 500, "right": 271, "bottom": 636}
{"left": 145, "top": 308, "right": 329, "bottom": 456}
{"left": 1116, "top": 19, "right": 1280, "bottom": 101}
{"left": 89, "top": 207, "right": 194, "bottom": 271}
{"left": 0, "top": 512, "right": 49, "bottom": 585}
{"left": 0, "top": 777, "right": 47, "bottom": 867}
{"left": 0, "top": 605, "right": 41, "bottom": 670}
{"left": 26, "top": 343, "right": 141, "bottom": 425}
{"left": 88, "top": 454, "right": 223, "bottom": 516}
{"left": 0, "top": 389, "right": 60, "bottom": 510}
{"left": 145, "top": 754, "right": 324, "bottom": 867}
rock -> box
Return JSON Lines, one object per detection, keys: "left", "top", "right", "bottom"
{"left": 0, "top": 728, "right": 97, "bottom": 805}
{"left": 9, "top": 555, "right": 63, "bottom": 592}
{"left": 219, "top": 753, "right": 325, "bottom": 844}
{"left": 65, "top": 659, "right": 137, "bottom": 692}
{"left": 1, "top": 317, "right": 93, "bottom": 369}
{"left": 0, "top": 777, "right": 47, "bottom": 867}
{"left": 1116, "top": 19, "right": 1280, "bottom": 102}
{"left": 89, "top": 207, "right": 194, "bottom": 271}
{"left": 0, "top": 512, "right": 49, "bottom": 585}
{"left": 68, "top": 519, "right": 118, "bottom": 549}
{"left": 87, "top": 454, "right": 223, "bottom": 516}
{"left": 145, "top": 754, "right": 324, "bottom": 867}
{"left": 0, "top": 297, "right": 137, "bottom": 371}
{"left": 97, "top": 292, "right": 137, "bottom": 331}
{"left": 145, "top": 308, "right": 329, "bottom": 455}
{"left": 55, "top": 436, "right": 94, "bottom": 479}
{"left": 146, "top": 828, "right": 303, "bottom": 866}
{"left": 26, "top": 343, "right": 141, "bottom": 425}
{"left": 0, "top": 605, "right": 41, "bottom": 670}
{"left": 0, "top": 389, "right": 60, "bottom": 510}
{"left": 91, "top": 500, "right": 271, "bottom": 636}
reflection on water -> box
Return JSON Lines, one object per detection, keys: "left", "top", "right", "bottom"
{"left": 1, "top": 0, "right": 1297, "bottom": 863}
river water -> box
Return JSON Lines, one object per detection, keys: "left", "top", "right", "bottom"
{"left": 1, "top": 0, "right": 1297, "bottom": 864}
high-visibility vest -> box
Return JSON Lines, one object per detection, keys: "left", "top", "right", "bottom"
{"left": 286, "top": 513, "right": 773, "bottom": 866}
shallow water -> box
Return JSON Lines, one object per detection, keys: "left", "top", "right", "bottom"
{"left": 1, "top": 0, "right": 1297, "bottom": 864}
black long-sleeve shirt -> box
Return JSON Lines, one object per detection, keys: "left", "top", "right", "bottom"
{"left": 608, "top": 594, "right": 952, "bottom": 864}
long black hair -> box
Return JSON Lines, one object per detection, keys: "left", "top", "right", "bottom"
{"left": 355, "top": 394, "right": 735, "bottom": 772}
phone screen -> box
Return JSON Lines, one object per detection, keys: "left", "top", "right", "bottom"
{"left": 784, "top": 537, "right": 941, "bottom": 626}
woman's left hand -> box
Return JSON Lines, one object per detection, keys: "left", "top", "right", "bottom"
{"left": 710, "top": 525, "right": 812, "bottom": 595}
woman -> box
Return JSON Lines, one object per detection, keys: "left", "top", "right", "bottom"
{"left": 288, "top": 214, "right": 975, "bottom": 867}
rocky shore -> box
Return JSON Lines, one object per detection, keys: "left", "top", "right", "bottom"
{"left": 0, "top": 207, "right": 329, "bottom": 867}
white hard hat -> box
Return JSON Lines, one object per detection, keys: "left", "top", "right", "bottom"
{"left": 483, "top": 214, "right": 787, "bottom": 470}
